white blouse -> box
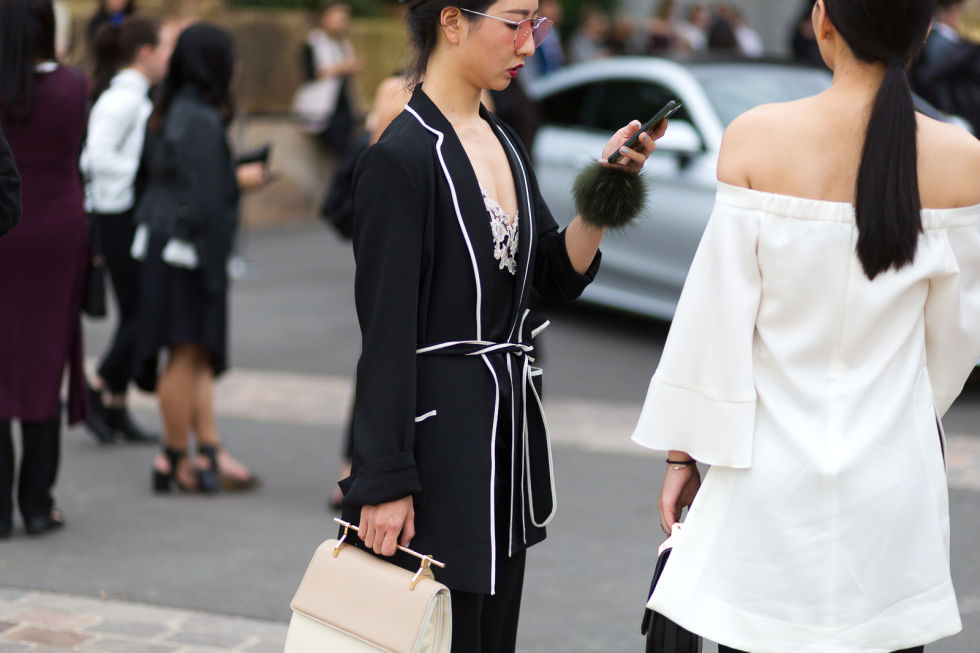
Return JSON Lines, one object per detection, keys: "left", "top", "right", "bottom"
{"left": 632, "top": 182, "right": 980, "bottom": 652}
{"left": 80, "top": 69, "right": 152, "bottom": 214}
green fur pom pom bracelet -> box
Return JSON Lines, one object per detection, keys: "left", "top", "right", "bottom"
{"left": 572, "top": 162, "right": 648, "bottom": 230}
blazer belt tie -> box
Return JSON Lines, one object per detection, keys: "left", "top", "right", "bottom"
{"left": 415, "top": 314, "right": 557, "bottom": 531}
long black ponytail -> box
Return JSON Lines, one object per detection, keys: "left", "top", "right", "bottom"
{"left": 822, "top": 0, "right": 936, "bottom": 280}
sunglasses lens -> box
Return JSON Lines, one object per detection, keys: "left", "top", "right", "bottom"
{"left": 515, "top": 19, "right": 533, "bottom": 49}
{"left": 532, "top": 19, "right": 553, "bottom": 47}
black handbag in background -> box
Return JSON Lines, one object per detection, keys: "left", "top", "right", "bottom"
{"left": 82, "top": 214, "right": 107, "bottom": 318}
{"left": 641, "top": 546, "right": 703, "bottom": 653}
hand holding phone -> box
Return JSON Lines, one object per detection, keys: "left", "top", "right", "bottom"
{"left": 607, "top": 100, "right": 682, "bottom": 164}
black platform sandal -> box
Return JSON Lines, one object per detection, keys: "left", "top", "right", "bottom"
{"left": 152, "top": 448, "right": 195, "bottom": 493}
{"left": 196, "top": 445, "right": 220, "bottom": 494}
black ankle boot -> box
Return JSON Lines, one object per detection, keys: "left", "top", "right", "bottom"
{"left": 196, "top": 446, "right": 220, "bottom": 494}
{"left": 24, "top": 508, "right": 65, "bottom": 536}
{"left": 83, "top": 386, "right": 115, "bottom": 444}
{"left": 105, "top": 407, "right": 159, "bottom": 444}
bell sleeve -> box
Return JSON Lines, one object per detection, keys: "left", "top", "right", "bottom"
{"left": 924, "top": 217, "right": 980, "bottom": 417}
{"left": 339, "top": 143, "right": 425, "bottom": 507}
{"left": 631, "top": 200, "right": 762, "bottom": 468}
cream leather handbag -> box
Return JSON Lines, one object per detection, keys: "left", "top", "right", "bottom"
{"left": 284, "top": 519, "right": 452, "bottom": 653}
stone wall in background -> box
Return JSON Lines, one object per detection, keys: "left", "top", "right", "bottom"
{"left": 59, "top": 0, "right": 980, "bottom": 227}
{"left": 62, "top": 0, "right": 408, "bottom": 114}
{"left": 62, "top": 1, "right": 408, "bottom": 226}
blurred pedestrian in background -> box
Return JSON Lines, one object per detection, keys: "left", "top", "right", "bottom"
{"left": 518, "top": 0, "right": 564, "bottom": 83}
{"left": 913, "top": 0, "right": 980, "bottom": 135}
{"left": 727, "top": 5, "right": 764, "bottom": 57}
{"left": 644, "top": 0, "right": 678, "bottom": 54}
{"left": 675, "top": 3, "right": 709, "bottom": 52}
{"left": 341, "top": 0, "right": 662, "bottom": 649}
{"left": 292, "top": 1, "right": 362, "bottom": 155}
{"left": 706, "top": 10, "right": 738, "bottom": 52}
{"left": 80, "top": 16, "right": 176, "bottom": 445}
{"left": 634, "top": 0, "right": 980, "bottom": 649}
{"left": 0, "top": 0, "right": 90, "bottom": 537}
{"left": 0, "top": 125, "right": 20, "bottom": 238}
{"left": 606, "top": 12, "right": 639, "bottom": 56}
{"left": 568, "top": 6, "right": 609, "bottom": 63}
{"left": 87, "top": 0, "right": 134, "bottom": 45}
{"left": 789, "top": 0, "right": 823, "bottom": 65}
{"left": 132, "top": 23, "right": 264, "bottom": 494}
{"left": 53, "top": 0, "right": 72, "bottom": 60}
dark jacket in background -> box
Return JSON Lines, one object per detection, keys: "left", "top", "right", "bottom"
{"left": 913, "top": 27, "right": 980, "bottom": 135}
{"left": 134, "top": 88, "right": 239, "bottom": 294}
{"left": 0, "top": 124, "right": 21, "bottom": 237}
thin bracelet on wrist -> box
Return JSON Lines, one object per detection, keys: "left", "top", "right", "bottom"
{"left": 666, "top": 458, "right": 696, "bottom": 465}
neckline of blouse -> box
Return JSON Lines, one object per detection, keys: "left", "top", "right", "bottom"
{"left": 717, "top": 181, "right": 980, "bottom": 227}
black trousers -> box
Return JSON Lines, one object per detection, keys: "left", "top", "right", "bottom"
{"left": 0, "top": 418, "right": 61, "bottom": 523}
{"left": 450, "top": 550, "right": 526, "bottom": 653}
{"left": 94, "top": 210, "right": 142, "bottom": 394}
{"left": 720, "top": 646, "right": 924, "bottom": 653}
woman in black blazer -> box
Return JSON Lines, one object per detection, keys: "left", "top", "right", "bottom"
{"left": 339, "top": 1, "right": 664, "bottom": 650}
{"left": 133, "top": 23, "right": 264, "bottom": 494}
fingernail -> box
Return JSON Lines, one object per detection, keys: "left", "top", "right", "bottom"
{"left": 620, "top": 147, "right": 628, "bottom": 154}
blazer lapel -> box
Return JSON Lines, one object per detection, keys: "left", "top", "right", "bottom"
{"left": 406, "top": 88, "right": 496, "bottom": 340}
{"left": 486, "top": 111, "right": 534, "bottom": 343}
{"left": 406, "top": 89, "right": 535, "bottom": 343}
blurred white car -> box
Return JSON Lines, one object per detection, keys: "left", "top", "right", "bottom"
{"left": 529, "top": 56, "right": 966, "bottom": 319}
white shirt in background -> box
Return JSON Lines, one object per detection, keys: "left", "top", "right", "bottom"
{"left": 80, "top": 68, "right": 152, "bottom": 214}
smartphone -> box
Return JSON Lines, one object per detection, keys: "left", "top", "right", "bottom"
{"left": 607, "top": 100, "right": 683, "bottom": 164}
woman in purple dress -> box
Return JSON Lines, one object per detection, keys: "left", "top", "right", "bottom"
{"left": 0, "top": 0, "right": 89, "bottom": 538}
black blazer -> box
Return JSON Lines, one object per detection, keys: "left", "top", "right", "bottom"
{"left": 340, "top": 87, "right": 600, "bottom": 594}
{"left": 134, "top": 89, "right": 239, "bottom": 293}
{"left": 0, "top": 123, "right": 21, "bottom": 237}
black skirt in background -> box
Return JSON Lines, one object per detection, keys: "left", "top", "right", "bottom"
{"left": 132, "top": 231, "right": 228, "bottom": 392}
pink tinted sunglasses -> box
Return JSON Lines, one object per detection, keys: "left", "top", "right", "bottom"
{"left": 460, "top": 8, "right": 554, "bottom": 51}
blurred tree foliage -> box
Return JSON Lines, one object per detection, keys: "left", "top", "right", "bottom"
{"left": 228, "top": 0, "right": 617, "bottom": 25}
{"left": 229, "top": 0, "right": 386, "bottom": 15}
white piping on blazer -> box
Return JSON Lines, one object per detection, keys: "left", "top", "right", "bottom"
{"left": 404, "top": 104, "right": 498, "bottom": 595}
{"left": 403, "top": 105, "right": 484, "bottom": 340}
{"left": 496, "top": 123, "right": 535, "bottom": 345}
{"left": 414, "top": 410, "right": 438, "bottom": 424}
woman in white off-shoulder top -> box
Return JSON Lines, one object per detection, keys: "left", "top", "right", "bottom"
{"left": 631, "top": 1, "right": 980, "bottom": 652}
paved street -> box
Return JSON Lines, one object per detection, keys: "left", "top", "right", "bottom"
{"left": 1, "top": 222, "right": 978, "bottom": 651}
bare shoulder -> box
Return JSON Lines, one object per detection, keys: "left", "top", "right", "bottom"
{"left": 717, "top": 100, "right": 811, "bottom": 187}
{"left": 917, "top": 114, "right": 980, "bottom": 207}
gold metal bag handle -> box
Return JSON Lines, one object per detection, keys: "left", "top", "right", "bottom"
{"left": 332, "top": 518, "right": 446, "bottom": 591}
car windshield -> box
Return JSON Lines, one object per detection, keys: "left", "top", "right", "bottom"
{"left": 690, "top": 64, "right": 832, "bottom": 126}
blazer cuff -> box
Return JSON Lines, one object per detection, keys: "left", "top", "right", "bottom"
{"left": 553, "top": 229, "right": 602, "bottom": 301}
{"left": 631, "top": 376, "right": 755, "bottom": 468}
{"left": 339, "top": 451, "right": 422, "bottom": 507}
